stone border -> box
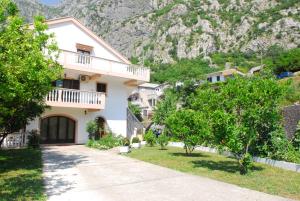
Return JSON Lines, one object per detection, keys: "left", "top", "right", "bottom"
{"left": 168, "top": 142, "right": 300, "bottom": 173}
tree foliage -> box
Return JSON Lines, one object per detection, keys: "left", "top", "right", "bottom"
{"left": 144, "top": 130, "right": 156, "bottom": 147}
{"left": 190, "top": 75, "right": 286, "bottom": 173}
{"left": 157, "top": 132, "right": 169, "bottom": 150}
{"left": 0, "top": 0, "right": 61, "bottom": 145}
{"left": 166, "top": 109, "right": 210, "bottom": 155}
{"left": 264, "top": 48, "right": 300, "bottom": 74}
{"left": 128, "top": 102, "right": 143, "bottom": 122}
{"left": 150, "top": 57, "right": 219, "bottom": 83}
{"left": 152, "top": 89, "right": 178, "bottom": 126}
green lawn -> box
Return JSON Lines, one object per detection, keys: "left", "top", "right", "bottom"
{"left": 0, "top": 148, "right": 46, "bottom": 201}
{"left": 127, "top": 146, "right": 300, "bottom": 200}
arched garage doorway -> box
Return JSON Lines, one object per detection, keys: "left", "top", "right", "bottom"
{"left": 41, "top": 116, "right": 76, "bottom": 144}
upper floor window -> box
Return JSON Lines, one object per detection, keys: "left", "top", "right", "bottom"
{"left": 76, "top": 43, "right": 93, "bottom": 65}
{"left": 148, "top": 99, "right": 156, "bottom": 107}
{"left": 97, "top": 83, "right": 107, "bottom": 94}
{"left": 52, "top": 79, "right": 80, "bottom": 90}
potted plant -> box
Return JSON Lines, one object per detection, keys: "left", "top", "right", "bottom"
{"left": 131, "top": 137, "right": 141, "bottom": 149}
{"left": 119, "top": 138, "right": 130, "bottom": 154}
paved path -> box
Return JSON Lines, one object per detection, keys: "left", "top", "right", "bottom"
{"left": 42, "top": 145, "right": 293, "bottom": 201}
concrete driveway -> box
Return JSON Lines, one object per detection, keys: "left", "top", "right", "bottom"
{"left": 42, "top": 145, "right": 293, "bottom": 201}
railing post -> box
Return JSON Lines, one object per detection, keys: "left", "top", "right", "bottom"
{"left": 58, "top": 89, "right": 62, "bottom": 102}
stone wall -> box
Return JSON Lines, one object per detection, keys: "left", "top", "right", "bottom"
{"left": 282, "top": 105, "right": 300, "bottom": 139}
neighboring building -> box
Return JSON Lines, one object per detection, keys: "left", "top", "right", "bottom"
{"left": 26, "top": 17, "right": 150, "bottom": 144}
{"left": 206, "top": 68, "right": 245, "bottom": 83}
{"left": 129, "top": 83, "right": 168, "bottom": 119}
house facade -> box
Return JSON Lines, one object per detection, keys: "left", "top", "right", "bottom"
{"left": 206, "top": 68, "right": 245, "bottom": 83}
{"left": 129, "top": 83, "right": 168, "bottom": 119}
{"left": 26, "top": 17, "right": 150, "bottom": 144}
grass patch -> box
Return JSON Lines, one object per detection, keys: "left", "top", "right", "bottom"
{"left": 127, "top": 146, "right": 300, "bottom": 200}
{"left": 0, "top": 148, "right": 46, "bottom": 201}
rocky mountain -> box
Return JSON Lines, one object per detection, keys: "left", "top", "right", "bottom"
{"left": 14, "top": 0, "right": 300, "bottom": 64}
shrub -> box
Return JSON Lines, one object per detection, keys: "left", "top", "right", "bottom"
{"left": 157, "top": 133, "right": 169, "bottom": 149}
{"left": 121, "top": 138, "right": 130, "bottom": 146}
{"left": 86, "top": 120, "right": 98, "bottom": 140}
{"left": 132, "top": 137, "right": 140, "bottom": 144}
{"left": 86, "top": 133, "right": 121, "bottom": 150}
{"left": 27, "top": 130, "right": 40, "bottom": 149}
{"left": 166, "top": 109, "right": 210, "bottom": 155}
{"left": 144, "top": 130, "right": 156, "bottom": 146}
{"left": 266, "top": 128, "right": 300, "bottom": 163}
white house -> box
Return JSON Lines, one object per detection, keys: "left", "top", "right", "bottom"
{"left": 26, "top": 17, "right": 150, "bottom": 144}
{"left": 129, "top": 83, "right": 168, "bottom": 119}
{"left": 206, "top": 68, "right": 245, "bottom": 83}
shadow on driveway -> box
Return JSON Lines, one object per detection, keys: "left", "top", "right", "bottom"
{"left": 42, "top": 146, "right": 89, "bottom": 197}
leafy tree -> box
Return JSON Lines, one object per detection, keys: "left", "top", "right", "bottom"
{"left": 150, "top": 57, "right": 218, "bottom": 83}
{"left": 157, "top": 132, "right": 169, "bottom": 150}
{"left": 153, "top": 89, "right": 178, "bottom": 126}
{"left": 0, "top": 0, "right": 61, "bottom": 146}
{"left": 265, "top": 48, "right": 300, "bottom": 74}
{"left": 191, "top": 75, "right": 286, "bottom": 174}
{"left": 86, "top": 120, "right": 98, "bottom": 140}
{"left": 144, "top": 130, "right": 156, "bottom": 146}
{"left": 128, "top": 102, "right": 143, "bottom": 121}
{"left": 166, "top": 109, "right": 210, "bottom": 155}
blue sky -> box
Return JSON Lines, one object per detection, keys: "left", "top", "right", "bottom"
{"left": 40, "top": 0, "right": 60, "bottom": 6}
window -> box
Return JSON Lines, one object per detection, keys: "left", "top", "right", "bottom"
{"left": 217, "top": 76, "right": 220, "bottom": 81}
{"left": 77, "top": 49, "right": 91, "bottom": 64}
{"left": 52, "top": 79, "right": 80, "bottom": 90}
{"left": 97, "top": 83, "right": 107, "bottom": 94}
{"left": 148, "top": 99, "right": 156, "bottom": 107}
{"left": 207, "top": 77, "right": 212, "bottom": 82}
{"left": 143, "top": 110, "right": 148, "bottom": 117}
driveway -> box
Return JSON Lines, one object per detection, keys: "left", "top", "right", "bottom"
{"left": 42, "top": 145, "right": 293, "bottom": 201}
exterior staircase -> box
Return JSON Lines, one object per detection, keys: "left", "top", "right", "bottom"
{"left": 127, "top": 108, "right": 145, "bottom": 139}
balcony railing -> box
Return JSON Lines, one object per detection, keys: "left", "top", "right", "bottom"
{"left": 46, "top": 88, "right": 106, "bottom": 110}
{"left": 57, "top": 50, "right": 150, "bottom": 82}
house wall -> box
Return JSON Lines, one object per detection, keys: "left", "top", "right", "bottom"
{"left": 210, "top": 75, "right": 225, "bottom": 83}
{"left": 26, "top": 76, "right": 134, "bottom": 144}
{"left": 25, "top": 19, "right": 140, "bottom": 144}
{"left": 47, "top": 21, "right": 122, "bottom": 62}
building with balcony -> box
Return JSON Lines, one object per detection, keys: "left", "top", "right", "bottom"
{"left": 128, "top": 83, "right": 169, "bottom": 119}
{"left": 26, "top": 17, "right": 150, "bottom": 144}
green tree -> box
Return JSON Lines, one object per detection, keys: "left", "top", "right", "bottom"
{"left": 265, "top": 48, "right": 300, "bottom": 74}
{"left": 191, "top": 75, "right": 286, "bottom": 174}
{"left": 0, "top": 0, "right": 61, "bottom": 146}
{"left": 144, "top": 130, "right": 156, "bottom": 146}
{"left": 86, "top": 120, "right": 98, "bottom": 140}
{"left": 157, "top": 132, "right": 169, "bottom": 150}
{"left": 153, "top": 89, "right": 178, "bottom": 126}
{"left": 166, "top": 109, "right": 210, "bottom": 155}
{"left": 128, "top": 102, "right": 143, "bottom": 121}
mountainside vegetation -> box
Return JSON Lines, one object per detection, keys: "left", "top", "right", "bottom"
{"left": 13, "top": 0, "right": 300, "bottom": 83}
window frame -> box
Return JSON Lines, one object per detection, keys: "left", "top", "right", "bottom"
{"left": 96, "top": 82, "right": 108, "bottom": 95}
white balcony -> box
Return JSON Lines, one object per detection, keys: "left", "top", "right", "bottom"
{"left": 57, "top": 50, "right": 150, "bottom": 82}
{"left": 46, "top": 88, "right": 106, "bottom": 110}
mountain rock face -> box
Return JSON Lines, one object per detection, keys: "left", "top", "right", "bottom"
{"left": 14, "top": 0, "right": 300, "bottom": 63}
